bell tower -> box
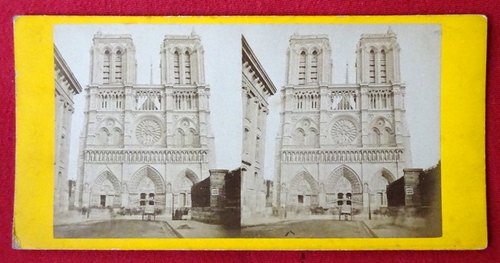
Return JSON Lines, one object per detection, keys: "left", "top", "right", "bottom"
{"left": 89, "top": 32, "right": 137, "bottom": 85}
{"left": 160, "top": 31, "right": 205, "bottom": 85}
{"left": 355, "top": 28, "right": 401, "bottom": 84}
{"left": 285, "top": 34, "right": 332, "bottom": 86}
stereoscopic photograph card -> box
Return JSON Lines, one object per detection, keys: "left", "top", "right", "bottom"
{"left": 14, "top": 15, "right": 486, "bottom": 250}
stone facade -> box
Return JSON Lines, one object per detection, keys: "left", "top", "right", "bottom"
{"left": 76, "top": 32, "right": 215, "bottom": 214}
{"left": 241, "top": 36, "right": 276, "bottom": 225}
{"left": 54, "top": 46, "right": 82, "bottom": 214}
{"left": 274, "top": 30, "right": 412, "bottom": 215}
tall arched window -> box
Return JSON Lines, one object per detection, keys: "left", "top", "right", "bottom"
{"left": 98, "top": 127, "right": 110, "bottom": 145}
{"left": 183, "top": 51, "right": 191, "bottom": 84}
{"left": 173, "top": 51, "right": 180, "bottom": 84}
{"left": 115, "top": 50, "right": 122, "bottom": 82}
{"left": 298, "top": 51, "right": 306, "bottom": 85}
{"left": 175, "top": 129, "right": 185, "bottom": 147}
{"left": 380, "top": 50, "right": 387, "bottom": 83}
{"left": 103, "top": 50, "right": 111, "bottom": 84}
{"left": 306, "top": 128, "right": 318, "bottom": 146}
{"left": 293, "top": 128, "right": 306, "bottom": 145}
{"left": 311, "top": 51, "right": 318, "bottom": 83}
{"left": 372, "top": 127, "right": 380, "bottom": 145}
{"left": 369, "top": 50, "right": 375, "bottom": 83}
{"left": 382, "top": 128, "right": 392, "bottom": 145}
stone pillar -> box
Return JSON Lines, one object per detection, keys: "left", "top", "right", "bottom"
{"left": 403, "top": 168, "right": 423, "bottom": 207}
{"left": 209, "top": 169, "right": 228, "bottom": 208}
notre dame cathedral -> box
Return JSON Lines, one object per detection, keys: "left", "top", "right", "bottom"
{"left": 274, "top": 30, "right": 413, "bottom": 215}
{"left": 75, "top": 32, "right": 215, "bottom": 214}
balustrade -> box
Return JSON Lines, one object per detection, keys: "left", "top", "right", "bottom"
{"left": 281, "top": 148, "right": 403, "bottom": 163}
{"left": 84, "top": 149, "right": 209, "bottom": 163}
{"left": 173, "top": 90, "right": 198, "bottom": 110}
{"left": 368, "top": 88, "right": 393, "bottom": 110}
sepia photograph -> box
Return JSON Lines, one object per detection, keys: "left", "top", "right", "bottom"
{"left": 53, "top": 22, "right": 441, "bottom": 239}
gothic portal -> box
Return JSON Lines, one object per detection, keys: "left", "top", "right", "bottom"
{"left": 274, "top": 30, "right": 412, "bottom": 214}
{"left": 76, "top": 32, "right": 215, "bottom": 214}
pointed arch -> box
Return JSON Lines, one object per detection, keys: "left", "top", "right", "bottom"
{"left": 174, "top": 168, "right": 200, "bottom": 191}
{"left": 369, "top": 168, "right": 396, "bottom": 190}
{"left": 183, "top": 50, "right": 191, "bottom": 84}
{"left": 114, "top": 49, "right": 123, "bottom": 82}
{"left": 292, "top": 128, "right": 306, "bottom": 145}
{"left": 325, "top": 165, "right": 362, "bottom": 194}
{"left": 175, "top": 128, "right": 185, "bottom": 147}
{"left": 102, "top": 49, "right": 111, "bottom": 84}
{"left": 368, "top": 49, "right": 376, "bottom": 83}
{"left": 129, "top": 165, "right": 165, "bottom": 194}
{"left": 288, "top": 170, "right": 319, "bottom": 194}
{"left": 98, "top": 127, "right": 110, "bottom": 145}
{"left": 381, "top": 168, "right": 396, "bottom": 183}
{"left": 380, "top": 49, "right": 387, "bottom": 83}
{"left": 298, "top": 50, "right": 306, "bottom": 84}
{"left": 370, "top": 117, "right": 394, "bottom": 146}
{"left": 173, "top": 50, "right": 181, "bottom": 84}
{"left": 310, "top": 50, "right": 318, "bottom": 82}
{"left": 91, "top": 170, "right": 122, "bottom": 194}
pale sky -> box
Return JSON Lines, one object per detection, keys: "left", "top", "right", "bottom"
{"left": 54, "top": 23, "right": 441, "bottom": 180}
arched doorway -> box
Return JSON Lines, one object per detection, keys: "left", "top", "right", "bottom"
{"left": 370, "top": 168, "right": 396, "bottom": 209}
{"left": 324, "top": 165, "right": 363, "bottom": 209}
{"left": 173, "top": 169, "right": 199, "bottom": 208}
{"left": 129, "top": 166, "right": 166, "bottom": 209}
{"left": 287, "top": 171, "right": 319, "bottom": 213}
{"left": 90, "top": 170, "right": 122, "bottom": 208}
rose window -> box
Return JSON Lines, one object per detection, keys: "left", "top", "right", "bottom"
{"left": 331, "top": 119, "right": 357, "bottom": 145}
{"left": 136, "top": 119, "right": 162, "bottom": 146}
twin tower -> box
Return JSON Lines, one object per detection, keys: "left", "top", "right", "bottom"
{"left": 76, "top": 29, "right": 412, "bottom": 219}
{"left": 76, "top": 32, "right": 214, "bottom": 212}
{"left": 274, "top": 29, "right": 412, "bottom": 215}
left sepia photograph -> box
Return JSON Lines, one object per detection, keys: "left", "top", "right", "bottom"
{"left": 53, "top": 24, "right": 244, "bottom": 238}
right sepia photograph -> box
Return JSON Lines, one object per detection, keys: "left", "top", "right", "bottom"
{"left": 240, "top": 24, "right": 441, "bottom": 238}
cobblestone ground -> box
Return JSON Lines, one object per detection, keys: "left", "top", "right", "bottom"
{"left": 54, "top": 220, "right": 179, "bottom": 238}
{"left": 240, "top": 219, "right": 374, "bottom": 238}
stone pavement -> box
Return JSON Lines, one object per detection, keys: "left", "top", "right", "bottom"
{"left": 54, "top": 210, "right": 433, "bottom": 238}
{"left": 359, "top": 214, "right": 436, "bottom": 238}
{"left": 166, "top": 219, "right": 240, "bottom": 238}
{"left": 53, "top": 210, "right": 239, "bottom": 238}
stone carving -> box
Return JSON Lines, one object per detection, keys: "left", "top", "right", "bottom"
{"left": 136, "top": 119, "right": 162, "bottom": 146}
{"left": 281, "top": 149, "right": 404, "bottom": 163}
{"left": 331, "top": 119, "right": 357, "bottom": 145}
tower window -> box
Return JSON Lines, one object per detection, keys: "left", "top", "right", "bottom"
{"left": 184, "top": 51, "right": 191, "bottom": 84}
{"left": 369, "top": 50, "right": 375, "bottom": 83}
{"left": 103, "top": 50, "right": 110, "bottom": 84}
{"left": 115, "top": 50, "right": 122, "bottom": 82}
{"left": 173, "top": 51, "right": 180, "bottom": 84}
{"left": 380, "top": 50, "right": 387, "bottom": 83}
{"left": 311, "top": 51, "right": 318, "bottom": 83}
{"left": 298, "top": 51, "right": 306, "bottom": 85}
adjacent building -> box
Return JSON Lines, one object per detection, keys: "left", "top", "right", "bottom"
{"left": 274, "top": 30, "right": 412, "bottom": 215}
{"left": 54, "top": 46, "right": 83, "bottom": 214}
{"left": 241, "top": 36, "right": 277, "bottom": 225}
{"left": 75, "top": 32, "right": 216, "bottom": 215}
{"left": 191, "top": 168, "right": 241, "bottom": 228}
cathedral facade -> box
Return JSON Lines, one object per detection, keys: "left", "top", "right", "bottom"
{"left": 75, "top": 32, "right": 215, "bottom": 214}
{"left": 274, "top": 30, "right": 412, "bottom": 215}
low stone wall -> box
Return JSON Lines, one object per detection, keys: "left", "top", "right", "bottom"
{"left": 190, "top": 207, "right": 224, "bottom": 224}
{"left": 191, "top": 207, "right": 241, "bottom": 228}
